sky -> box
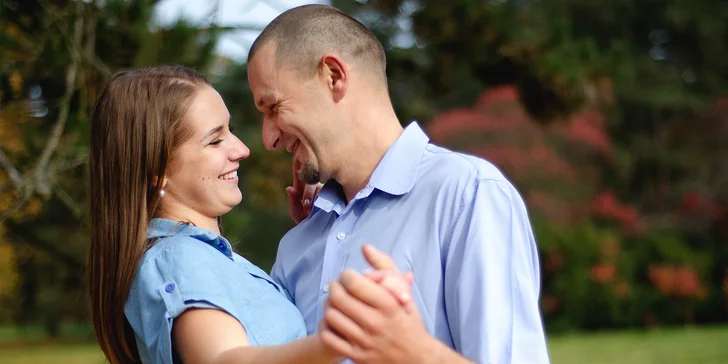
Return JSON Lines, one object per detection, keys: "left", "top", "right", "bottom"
{"left": 154, "top": 0, "right": 328, "bottom": 61}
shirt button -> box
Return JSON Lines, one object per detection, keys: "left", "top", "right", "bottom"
{"left": 217, "top": 241, "right": 226, "bottom": 251}
{"left": 323, "top": 284, "right": 330, "bottom": 293}
{"left": 165, "top": 283, "right": 175, "bottom": 293}
{"left": 336, "top": 232, "right": 346, "bottom": 240}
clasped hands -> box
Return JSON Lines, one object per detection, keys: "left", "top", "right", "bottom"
{"left": 317, "top": 244, "right": 437, "bottom": 364}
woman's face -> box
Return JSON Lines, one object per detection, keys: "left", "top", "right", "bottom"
{"left": 162, "top": 85, "right": 249, "bottom": 223}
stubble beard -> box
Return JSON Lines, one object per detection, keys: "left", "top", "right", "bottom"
{"left": 298, "top": 161, "right": 321, "bottom": 185}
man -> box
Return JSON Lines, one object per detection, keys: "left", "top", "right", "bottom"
{"left": 247, "top": 4, "right": 550, "bottom": 363}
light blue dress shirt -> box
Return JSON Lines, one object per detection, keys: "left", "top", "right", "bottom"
{"left": 125, "top": 218, "right": 307, "bottom": 364}
{"left": 272, "top": 122, "right": 550, "bottom": 363}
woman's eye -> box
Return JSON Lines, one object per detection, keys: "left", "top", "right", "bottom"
{"left": 210, "top": 140, "right": 223, "bottom": 146}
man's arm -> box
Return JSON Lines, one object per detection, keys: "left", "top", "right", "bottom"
{"left": 444, "top": 179, "right": 549, "bottom": 363}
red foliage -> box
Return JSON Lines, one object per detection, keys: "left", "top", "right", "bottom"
{"left": 647, "top": 264, "right": 706, "bottom": 298}
{"left": 550, "top": 109, "right": 613, "bottom": 159}
{"left": 680, "top": 191, "right": 725, "bottom": 222}
{"left": 591, "top": 190, "right": 642, "bottom": 232}
{"left": 681, "top": 192, "right": 704, "bottom": 213}
{"left": 427, "top": 85, "right": 615, "bottom": 225}
{"left": 541, "top": 295, "right": 560, "bottom": 313}
{"left": 589, "top": 263, "right": 616, "bottom": 283}
{"left": 475, "top": 84, "right": 520, "bottom": 108}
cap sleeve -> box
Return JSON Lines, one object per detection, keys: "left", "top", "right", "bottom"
{"left": 124, "top": 236, "right": 247, "bottom": 364}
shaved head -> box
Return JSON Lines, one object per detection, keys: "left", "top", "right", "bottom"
{"left": 249, "top": 4, "right": 387, "bottom": 87}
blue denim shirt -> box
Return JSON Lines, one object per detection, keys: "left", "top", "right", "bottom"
{"left": 125, "top": 218, "right": 306, "bottom": 364}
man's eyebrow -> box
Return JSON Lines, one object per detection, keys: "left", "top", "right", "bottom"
{"left": 200, "top": 125, "right": 224, "bottom": 142}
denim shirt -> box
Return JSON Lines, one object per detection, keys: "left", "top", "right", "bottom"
{"left": 125, "top": 218, "right": 307, "bottom": 364}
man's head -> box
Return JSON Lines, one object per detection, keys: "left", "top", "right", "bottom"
{"left": 247, "top": 4, "right": 388, "bottom": 184}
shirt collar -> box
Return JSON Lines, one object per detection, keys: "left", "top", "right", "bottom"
{"left": 147, "top": 218, "right": 233, "bottom": 259}
{"left": 368, "top": 121, "right": 429, "bottom": 196}
{"left": 312, "top": 122, "right": 429, "bottom": 214}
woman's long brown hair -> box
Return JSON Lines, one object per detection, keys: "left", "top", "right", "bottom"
{"left": 87, "top": 65, "right": 210, "bottom": 363}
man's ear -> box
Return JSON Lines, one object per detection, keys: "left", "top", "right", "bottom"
{"left": 319, "top": 53, "right": 349, "bottom": 103}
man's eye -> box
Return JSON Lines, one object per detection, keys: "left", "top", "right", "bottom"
{"left": 268, "top": 104, "right": 277, "bottom": 112}
{"left": 228, "top": 125, "right": 235, "bottom": 133}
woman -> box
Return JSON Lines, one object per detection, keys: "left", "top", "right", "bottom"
{"left": 86, "top": 65, "right": 408, "bottom": 364}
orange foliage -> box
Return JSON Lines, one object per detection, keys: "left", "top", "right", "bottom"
{"left": 647, "top": 264, "right": 707, "bottom": 299}
{"left": 589, "top": 263, "right": 616, "bottom": 283}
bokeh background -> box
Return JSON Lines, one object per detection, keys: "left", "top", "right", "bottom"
{"left": 1, "top": 0, "right": 727, "bottom": 362}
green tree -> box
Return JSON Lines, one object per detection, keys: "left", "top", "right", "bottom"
{"left": 0, "top": 0, "right": 224, "bottom": 335}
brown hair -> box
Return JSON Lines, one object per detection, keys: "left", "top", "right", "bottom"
{"left": 86, "top": 65, "right": 210, "bottom": 363}
{"left": 249, "top": 4, "right": 387, "bottom": 86}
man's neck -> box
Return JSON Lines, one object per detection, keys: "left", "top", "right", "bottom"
{"left": 334, "top": 118, "right": 404, "bottom": 203}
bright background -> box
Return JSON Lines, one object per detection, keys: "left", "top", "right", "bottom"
{"left": 1, "top": 0, "right": 727, "bottom": 362}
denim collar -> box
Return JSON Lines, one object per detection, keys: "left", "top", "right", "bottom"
{"left": 148, "top": 218, "right": 233, "bottom": 259}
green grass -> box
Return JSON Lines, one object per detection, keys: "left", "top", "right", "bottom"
{"left": 548, "top": 325, "right": 728, "bottom": 364}
{"left": 0, "top": 345, "right": 104, "bottom": 364}
{"left": 0, "top": 325, "right": 726, "bottom": 363}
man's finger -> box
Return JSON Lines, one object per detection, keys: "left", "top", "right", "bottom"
{"left": 362, "top": 244, "right": 399, "bottom": 272}
{"left": 328, "top": 280, "right": 385, "bottom": 333}
{"left": 364, "top": 270, "right": 415, "bottom": 286}
{"left": 379, "top": 274, "right": 412, "bottom": 305}
{"left": 363, "top": 270, "right": 413, "bottom": 305}
{"left": 338, "top": 269, "right": 399, "bottom": 312}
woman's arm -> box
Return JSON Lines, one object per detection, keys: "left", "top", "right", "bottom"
{"left": 173, "top": 308, "right": 340, "bottom": 364}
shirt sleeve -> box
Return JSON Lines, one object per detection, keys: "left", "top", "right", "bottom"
{"left": 124, "top": 237, "right": 248, "bottom": 364}
{"left": 270, "top": 260, "right": 295, "bottom": 304}
{"left": 443, "top": 179, "right": 550, "bottom": 364}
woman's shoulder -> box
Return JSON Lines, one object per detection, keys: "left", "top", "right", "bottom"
{"left": 142, "top": 235, "right": 223, "bottom": 267}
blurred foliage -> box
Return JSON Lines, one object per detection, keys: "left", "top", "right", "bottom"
{"left": 1, "top": 0, "right": 727, "bottom": 336}
{"left": 0, "top": 0, "right": 225, "bottom": 334}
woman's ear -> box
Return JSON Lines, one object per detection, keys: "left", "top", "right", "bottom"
{"left": 152, "top": 176, "right": 168, "bottom": 189}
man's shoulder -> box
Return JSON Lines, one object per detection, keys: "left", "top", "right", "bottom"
{"left": 419, "top": 142, "right": 509, "bottom": 186}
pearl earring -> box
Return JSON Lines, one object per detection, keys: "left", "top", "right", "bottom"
{"left": 160, "top": 189, "right": 166, "bottom": 197}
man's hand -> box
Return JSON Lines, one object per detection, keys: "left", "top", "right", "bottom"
{"left": 286, "top": 163, "right": 323, "bottom": 224}
{"left": 319, "top": 245, "right": 441, "bottom": 364}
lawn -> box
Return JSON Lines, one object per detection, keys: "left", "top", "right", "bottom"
{"left": 0, "top": 325, "right": 726, "bottom": 363}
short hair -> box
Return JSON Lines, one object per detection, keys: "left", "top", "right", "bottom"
{"left": 249, "top": 4, "right": 387, "bottom": 86}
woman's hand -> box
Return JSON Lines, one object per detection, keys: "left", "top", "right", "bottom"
{"left": 286, "top": 163, "right": 323, "bottom": 224}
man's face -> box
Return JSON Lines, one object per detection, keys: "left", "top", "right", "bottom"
{"left": 248, "top": 43, "right": 337, "bottom": 184}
